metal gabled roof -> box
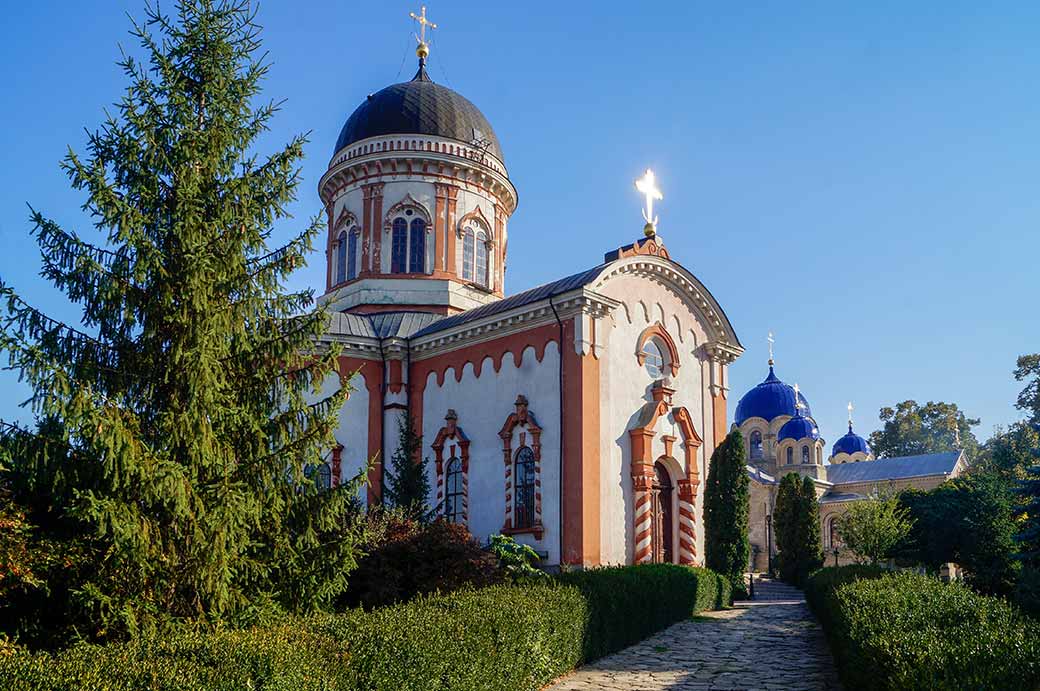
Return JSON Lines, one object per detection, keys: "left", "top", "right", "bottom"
{"left": 411, "top": 265, "right": 608, "bottom": 339}
{"left": 367, "top": 311, "right": 443, "bottom": 339}
{"left": 826, "top": 451, "right": 962, "bottom": 485}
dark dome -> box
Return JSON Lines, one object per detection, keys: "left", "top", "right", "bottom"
{"left": 334, "top": 65, "right": 503, "bottom": 162}
{"left": 734, "top": 366, "right": 812, "bottom": 425}
{"left": 832, "top": 425, "right": 871, "bottom": 456}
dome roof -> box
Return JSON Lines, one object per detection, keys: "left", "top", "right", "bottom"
{"left": 734, "top": 366, "right": 812, "bottom": 425}
{"left": 778, "top": 413, "right": 820, "bottom": 442}
{"left": 833, "top": 425, "right": 871, "bottom": 456}
{"left": 334, "top": 64, "right": 503, "bottom": 162}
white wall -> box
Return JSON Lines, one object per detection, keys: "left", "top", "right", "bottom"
{"left": 319, "top": 371, "right": 371, "bottom": 506}
{"left": 596, "top": 275, "right": 711, "bottom": 565}
{"left": 420, "top": 341, "right": 562, "bottom": 565}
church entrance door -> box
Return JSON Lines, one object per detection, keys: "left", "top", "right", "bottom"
{"left": 651, "top": 461, "right": 674, "bottom": 563}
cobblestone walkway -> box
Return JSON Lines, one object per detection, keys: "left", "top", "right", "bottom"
{"left": 545, "top": 580, "right": 841, "bottom": 691}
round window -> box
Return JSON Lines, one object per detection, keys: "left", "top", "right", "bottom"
{"left": 642, "top": 340, "right": 665, "bottom": 378}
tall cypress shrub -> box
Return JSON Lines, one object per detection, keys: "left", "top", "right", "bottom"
{"left": 773, "top": 473, "right": 822, "bottom": 586}
{"left": 704, "top": 430, "right": 750, "bottom": 595}
{"left": 0, "top": 0, "right": 361, "bottom": 638}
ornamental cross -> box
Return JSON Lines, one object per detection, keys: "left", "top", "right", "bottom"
{"left": 794, "top": 383, "right": 803, "bottom": 412}
{"left": 410, "top": 5, "right": 437, "bottom": 46}
{"left": 635, "top": 169, "right": 663, "bottom": 229}
{"left": 768, "top": 331, "right": 775, "bottom": 364}
{"left": 847, "top": 401, "right": 854, "bottom": 427}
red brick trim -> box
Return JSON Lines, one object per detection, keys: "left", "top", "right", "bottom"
{"left": 635, "top": 323, "right": 681, "bottom": 377}
{"left": 499, "top": 395, "right": 544, "bottom": 539}
{"left": 431, "top": 409, "right": 470, "bottom": 523}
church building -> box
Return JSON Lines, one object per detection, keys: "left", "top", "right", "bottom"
{"left": 733, "top": 352, "right": 967, "bottom": 571}
{"left": 314, "top": 20, "right": 742, "bottom": 568}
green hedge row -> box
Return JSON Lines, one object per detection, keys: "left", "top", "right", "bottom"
{"left": 0, "top": 564, "right": 726, "bottom": 691}
{"left": 806, "top": 566, "right": 1040, "bottom": 691}
{"left": 557, "top": 564, "right": 729, "bottom": 661}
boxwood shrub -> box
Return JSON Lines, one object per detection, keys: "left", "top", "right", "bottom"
{"left": 0, "top": 564, "right": 726, "bottom": 691}
{"left": 807, "top": 567, "right": 1040, "bottom": 691}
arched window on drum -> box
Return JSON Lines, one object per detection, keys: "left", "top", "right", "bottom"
{"left": 749, "top": 430, "right": 764, "bottom": 461}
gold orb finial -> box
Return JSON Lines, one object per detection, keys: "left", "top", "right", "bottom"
{"left": 416, "top": 42, "right": 430, "bottom": 59}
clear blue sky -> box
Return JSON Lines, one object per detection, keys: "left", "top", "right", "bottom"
{"left": 1, "top": 1, "right": 1036, "bottom": 445}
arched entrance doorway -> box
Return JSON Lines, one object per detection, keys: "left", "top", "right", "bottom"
{"left": 651, "top": 461, "right": 674, "bottom": 563}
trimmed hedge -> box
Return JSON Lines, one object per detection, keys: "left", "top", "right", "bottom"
{"left": 0, "top": 564, "right": 726, "bottom": 691}
{"left": 557, "top": 564, "right": 729, "bottom": 661}
{"left": 806, "top": 567, "right": 1040, "bottom": 691}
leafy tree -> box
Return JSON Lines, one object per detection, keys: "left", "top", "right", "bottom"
{"left": 0, "top": 0, "right": 361, "bottom": 639}
{"left": 1015, "top": 424, "right": 1040, "bottom": 566}
{"left": 773, "top": 473, "right": 823, "bottom": 586}
{"left": 900, "top": 474, "right": 1020, "bottom": 595}
{"left": 383, "top": 417, "right": 432, "bottom": 522}
{"left": 1014, "top": 354, "right": 1040, "bottom": 425}
{"left": 704, "top": 430, "right": 750, "bottom": 596}
{"left": 975, "top": 422, "right": 1040, "bottom": 481}
{"left": 836, "top": 493, "right": 912, "bottom": 565}
{"left": 868, "top": 400, "right": 980, "bottom": 461}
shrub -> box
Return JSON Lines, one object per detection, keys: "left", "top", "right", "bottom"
{"left": 808, "top": 569, "right": 1040, "bottom": 691}
{"left": 557, "top": 564, "right": 725, "bottom": 661}
{"left": 774, "top": 474, "right": 823, "bottom": 586}
{"left": 488, "top": 534, "right": 548, "bottom": 582}
{"left": 704, "top": 430, "right": 750, "bottom": 599}
{"left": 0, "top": 564, "right": 730, "bottom": 691}
{"left": 339, "top": 513, "right": 501, "bottom": 610}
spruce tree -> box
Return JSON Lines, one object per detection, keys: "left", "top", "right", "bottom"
{"left": 383, "top": 417, "right": 433, "bottom": 522}
{"left": 0, "top": 0, "right": 359, "bottom": 636}
{"left": 704, "top": 430, "right": 750, "bottom": 595}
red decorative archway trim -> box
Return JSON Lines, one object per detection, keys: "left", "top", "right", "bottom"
{"left": 499, "top": 395, "right": 544, "bottom": 539}
{"left": 628, "top": 381, "right": 702, "bottom": 565}
{"left": 635, "top": 323, "right": 681, "bottom": 377}
{"left": 431, "top": 409, "right": 470, "bottom": 523}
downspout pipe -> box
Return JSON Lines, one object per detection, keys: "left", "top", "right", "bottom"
{"left": 377, "top": 336, "right": 387, "bottom": 502}
{"left": 549, "top": 295, "right": 565, "bottom": 567}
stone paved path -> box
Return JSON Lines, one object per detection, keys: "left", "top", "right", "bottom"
{"left": 545, "top": 579, "right": 841, "bottom": 691}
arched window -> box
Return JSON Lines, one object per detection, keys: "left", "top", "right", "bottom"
{"left": 828, "top": 517, "right": 840, "bottom": 549}
{"left": 474, "top": 230, "right": 488, "bottom": 287}
{"left": 462, "top": 228, "right": 475, "bottom": 281}
{"left": 641, "top": 339, "right": 665, "bottom": 378}
{"left": 409, "top": 218, "right": 426, "bottom": 273}
{"left": 336, "top": 231, "right": 348, "bottom": 284}
{"left": 391, "top": 218, "right": 407, "bottom": 273}
{"left": 346, "top": 230, "right": 359, "bottom": 281}
{"left": 304, "top": 463, "right": 332, "bottom": 491}
{"left": 786, "top": 447, "right": 793, "bottom": 465}
{"left": 816, "top": 446, "right": 823, "bottom": 465}
{"left": 444, "top": 457, "right": 463, "bottom": 523}
{"left": 514, "top": 446, "right": 536, "bottom": 529}
{"left": 802, "top": 445, "right": 811, "bottom": 464}
{"left": 749, "top": 430, "right": 763, "bottom": 460}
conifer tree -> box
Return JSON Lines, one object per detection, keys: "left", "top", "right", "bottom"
{"left": 0, "top": 0, "right": 360, "bottom": 636}
{"left": 773, "top": 473, "right": 823, "bottom": 586}
{"left": 383, "top": 417, "right": 433, "bottom": 522}
{"left": 704, "top": 430, "right": 750, "bottom": 595}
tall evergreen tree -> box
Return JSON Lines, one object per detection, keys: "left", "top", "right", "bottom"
{"left": 773, "top": 473, "right": 822, "bottom": 586}
{"left": 383, "top": 417, "right": 433, "bottom": 522}
{"left": 704, "top": 430, "right": 750, "bottom": 594}
{"left": 0, "top": 0, "right": 360, "bottom": 637}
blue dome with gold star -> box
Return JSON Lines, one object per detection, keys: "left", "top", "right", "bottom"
{"left": 778, "top": 412, "right": 820, "bottom": 442}
{"left": 734, "top": 366, "right": 812, "bottom": 425}
{"left": 833, "top": 424, "right": 871, "bottom": 456}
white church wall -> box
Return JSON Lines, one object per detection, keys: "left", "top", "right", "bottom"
{"left": 319, "top": 370, "right": 371, "bottom": 506}
{"left": 595, "top": 275, "right": 710, "bottom": 565}
{"left": 420, "top": 341, "right": 562, "bottom": 565}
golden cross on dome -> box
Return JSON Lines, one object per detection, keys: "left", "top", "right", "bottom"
{"left": 794, "top": 383, "right": 804, "bottom": 412}
{"left": 635, "top": 168, "right": 663, "bottom": 236}
{"left": 768, "top": 331, "right": 775, "bottom": 365}
{"left": 410, "top": 5, "right": 438, "bottom": 58}
{"left": 847, "top": 401, "right": 854, "bottom": 426}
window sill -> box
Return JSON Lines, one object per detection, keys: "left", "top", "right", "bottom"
{"left": 501, "top": 525, "right": 544, "bottom": 540}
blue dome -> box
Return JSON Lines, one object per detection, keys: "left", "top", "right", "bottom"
{"left": 778, "top": 413, "right": 820, "bottom": 442}
{"left": 734, "top": 366, "right": 812, "bottom": 424}
{"left": 832, "top": 425, "right": 871, "bottom": 456}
